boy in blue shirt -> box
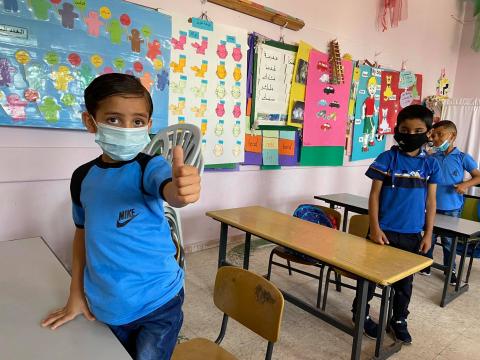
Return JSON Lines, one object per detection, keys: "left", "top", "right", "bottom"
{"left": 421, "top": 120, "right": 480, "bottom": 283}
{"left": 352, "top": 105, "right": 441, "bottom": 344}
{"left": 41, "top": 74, "right": 201, "bottom": 360}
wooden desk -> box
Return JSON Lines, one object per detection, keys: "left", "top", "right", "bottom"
{"left": 0, "top": 237, "right": 130, "bottom": 360}
{"left": 207, "top": 206, "right": 432, "bottom": 360}
{"left": 314, "top": 193, "right": 480, "bottom": 307}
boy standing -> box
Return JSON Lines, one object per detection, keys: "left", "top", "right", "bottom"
{"left": 352, "top": 105, "right": 441, "bottom": 344}
{"left": 422, "top": 120, "right": 480, "bottom": 283}
{"left": 42, "top": 74, "right": 201, "bottom": 360}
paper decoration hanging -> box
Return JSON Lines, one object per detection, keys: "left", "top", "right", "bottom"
{"left": 302, "top": 49, "right": 353, "bottom": 147}
{"left": 0, "top": 1, "right": 171, "bottom": 132}
{"left": 286, "top": 41, "right": 313, "bottom": 128}
{"left": 398, "top": 70, "right": 422, "bottom": 110}
{"left": 378, "top": 0, "right": 408, "bottom": 32}
{"left": 251, "top": 40, "right": 297, "bottom": 127}
{"left": 169, "top": 16, "right": 248, "bottom": 165}
{"left": 350, "top": 65, "right": 386, "bottom": 161}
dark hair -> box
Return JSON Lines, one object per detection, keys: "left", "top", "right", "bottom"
{"left": 84, "top": 73, "right": 153, "bottom": 117}
{"left": 396, "top": 104, "right": 433, "bottom": 130}
{"left": 433, "top": 120, "right": 457, "bottom": 135}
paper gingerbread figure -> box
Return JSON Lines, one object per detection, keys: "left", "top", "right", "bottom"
{"left": 4, "top": 0, "right": 18, "bottom": 12}
{"left": 50, "top": 65, "right": 74, "bottom": 92}
{"left": 156, "top": 70, "right": 168, "bottom": 91}
{"left": 59, "top": 2, "right": 78, "bottom": 29}
{"left": 361, "top": 76, "right": 378, "bottom": 152}
{"left": 84, "top": 11, "right": 103, "bottom": 37}
{"left": 29, "top": 0, "right": 51, "bottom": 21}
{"left": 0, "top": 58, "right": 16, "bottom": 87}
{"left": 140, "top": 72, "right": 153, "bottom": 92}
{"left": 147, "top": 40, "right": 162, "bottom": 61}
{"left": 6, "top": 94, "right": 28, "bottom": 120}
{"left": 106, "top": 19, "right": 124, "bottom": 45}
{"left": 129, "top": 29, "right": 144, "bottom": 53}
{"left": 39, "top": 97, "right": 62, "bottom": 122}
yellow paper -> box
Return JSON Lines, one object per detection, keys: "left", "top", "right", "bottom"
{"left": 287, "top": 41, "right": 314, "bottom": 128}
{"left": 263, "top": 136, "right": 278, "bottom": 150}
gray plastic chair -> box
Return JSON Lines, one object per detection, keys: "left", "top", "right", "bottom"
{"left": 144, "top": 123, "right": 204, "bottom": 173}
{"left": 144, "top": 123, "right": 204, "bottom": 270}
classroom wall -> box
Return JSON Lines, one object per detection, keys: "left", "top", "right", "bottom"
{"left": 0, "top": 0, "right": 465, "bottom": 267}
{"left": 454, "top": 1, "right": 480, "bottom": 98}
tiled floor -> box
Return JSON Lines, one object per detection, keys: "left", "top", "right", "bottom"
{"left": 179, "top": 238, "right": 480, "bottom": 359}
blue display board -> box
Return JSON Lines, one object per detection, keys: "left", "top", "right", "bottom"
{"left": 0, "top": 0, "right": 171, "bottom": 132}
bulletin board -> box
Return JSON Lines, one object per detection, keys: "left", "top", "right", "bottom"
{"left": 0, "top": 0, "right": 171, "bottom": 132}
{"left": 168, "top": 16, "right": 248, "bottom": 165}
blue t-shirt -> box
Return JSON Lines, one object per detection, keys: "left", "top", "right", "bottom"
{"left": 70, "top": 153, "right": 183, "bottom": 325}
{"left": 432, "top": 148, "right": 478, "bottom": 211}
{"left": 365, "top": 146, "right": 442, "bottom": 233}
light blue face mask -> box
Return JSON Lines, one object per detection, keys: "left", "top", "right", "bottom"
{"left": 433, "top": 139, "right": 450, "bottom": 152}
{"left": 93, "top": 121, "right": 151, "bottom": 161}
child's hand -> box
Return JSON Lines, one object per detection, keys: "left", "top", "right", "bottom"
{"left": 419, "top": 235, "right": 432, "bottom": 254}
{"left": 454, "top": 183, "right": 468, "bottom": 194}
{"left": 41, "top": 291, "right": 95, "bottom": 330}
{"left": 370, "top": 227, "right": 389, "bottom": 245}
{"left": 171, "top": 146, "right": 201, "bottom": 205}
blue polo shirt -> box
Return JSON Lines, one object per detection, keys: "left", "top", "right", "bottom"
{"left": 70, "top": 153, "right": 183, "bottom": 325}
{"left": 366, "top": 146, "right": 442, "bottom": 233}
{"left": 432, "top": 148, "right": 478, "bottom": 211}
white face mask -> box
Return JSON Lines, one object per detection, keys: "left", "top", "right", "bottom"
{"left": 93, "top": 120, "right": 151, "bottom": 161}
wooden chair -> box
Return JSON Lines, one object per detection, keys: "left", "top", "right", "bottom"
{"left": 172, "top": 266, "right": 285, "bottom": 360}
{"left": 266, "top": 205, "right": 342, "bottom": 308}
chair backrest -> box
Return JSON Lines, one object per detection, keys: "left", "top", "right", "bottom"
{"left": 214, "top": 266, "right": 284, "bottom": 343}
{"left": 348, "top": 215, "right": 370, "bottom": 238}
{"left": 293, "top": 204, "right": 341, "bottom": 230}
{"left": 461, "top": 198, "right": 479, "bottom": 222}
{"left": 144, "top": 123, "right": 204, "bottom": 172}
{"left": 164, "top": 204, "right": 185, "bottom": 269}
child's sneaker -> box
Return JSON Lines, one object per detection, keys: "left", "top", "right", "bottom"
{"left": 449, "top": 271, "right": 458, "bottom": 286}
{"left": 390, "top": 318, "right": 412, "bottom": 344}
{"left": 419, "top": 266, "right": 431, "bottom": 276}
{"left": 352, "top": 315, "right": 378, "bottom": 339}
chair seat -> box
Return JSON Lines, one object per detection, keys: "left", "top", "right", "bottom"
{"left": 272, "top": 246, "right": 320, "bottom": 266}
{"left": 172, "top": 338, "right": 237, "bottom": 360}
{"left": 333, "top": 267, "right": 357, "bottom": 279}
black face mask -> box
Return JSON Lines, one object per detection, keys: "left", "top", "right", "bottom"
{"left": 394, "top": 128, "right": 429, "bottom": 152}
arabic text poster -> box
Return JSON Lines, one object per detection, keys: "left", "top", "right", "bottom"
{"left": 351, "top": 65, "right": 386, "bottom": 161}
{"left": 0, "top": 0, "right": 171, "bottom": 132}
{"left": 253, "top": 42, "right": 296, "bottom": 127}
{"left": 169, "top": 16, "right": 248, "bottom": 165}
{"left": 302, "top": 50, "right": 353, "bottom": 147}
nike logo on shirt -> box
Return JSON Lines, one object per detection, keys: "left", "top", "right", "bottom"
{"left": 116, "top": 209, "right": 138, "bottom": 228}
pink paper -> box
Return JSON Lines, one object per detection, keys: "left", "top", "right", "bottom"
{"left": 303, "top": 50, "right": 353, "bottom": 147}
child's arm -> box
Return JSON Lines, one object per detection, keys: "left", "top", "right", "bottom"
{"left": 455, "top": 169, "right": 480, "bottom": 194}
{"left": 369, "top": 179, "right": 389, "bottom": 245}
{"left": 420, "top": 183, "right": 437, "bottom": 253}
{"left": 163, "top": 146, "right": 201, "bottom": 208}
{"left": 41, "top": 228, "right": 95, "bottom": 330}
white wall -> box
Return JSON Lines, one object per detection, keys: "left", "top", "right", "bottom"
{"left": 0, "top": 0, "right": 465, "bottom": 267}
{"left": 454, "top": 1, "right": 480, "bottom": 98}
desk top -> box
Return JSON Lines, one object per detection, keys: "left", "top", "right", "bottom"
{"left": 206, "top": 206, "right": 432, "bottom": 286}
{"left": 0, "top": 238, "right": 130, "bottom": 360}
{"left": 315, "top": 193, "right": 480, "bottom": 237}
{"left": 465, "top": 186, "right": 480, "bottom": 200}
{"left": 315, "top": 193, "right": 368, "bottom": 213}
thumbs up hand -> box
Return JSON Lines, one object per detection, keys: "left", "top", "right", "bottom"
{"left": 168, "top": 146, "right": 201, "bottom": 206}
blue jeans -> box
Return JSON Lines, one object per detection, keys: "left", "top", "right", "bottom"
{"left": 109, "top": 289, "right": 184, "bottom": 360}
{"left": 427, "top": 209, "right": 462, "bottom": 271}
